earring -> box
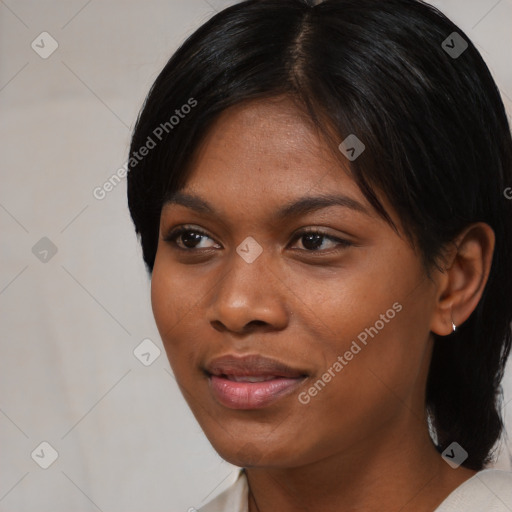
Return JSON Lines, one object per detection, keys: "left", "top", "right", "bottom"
{"left": 451, "top": 321, "right": 457, "bottom": 333}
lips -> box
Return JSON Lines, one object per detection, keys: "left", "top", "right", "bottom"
{"left": 225, "top": 375, "right": 278, "bottom": 382}
{"left": 204, "top": 354, "right": 308, "bottom": 409}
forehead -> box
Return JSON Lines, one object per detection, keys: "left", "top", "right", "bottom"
{"left": 176, "top": 97, "right": 362, "bottom": 201}
{"left": 161, "top": 97, "right": 400, "bottom": 233}
{"left": 190, "top": 96, "right": 335, "bottom": 163}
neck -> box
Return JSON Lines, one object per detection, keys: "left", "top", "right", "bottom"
{"left": 245, "top": 415, "right": 476, "bottom": 512}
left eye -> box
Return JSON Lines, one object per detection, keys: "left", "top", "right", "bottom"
{"left": 290, "top": 230, "right": 352, "bottom": 252}
{"left": 163, "top": 227, "right": 352, "bottom": 253}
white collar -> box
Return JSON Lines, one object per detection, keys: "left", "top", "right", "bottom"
{"left": 198, "top": 468, "right": 512, "bottom": 511}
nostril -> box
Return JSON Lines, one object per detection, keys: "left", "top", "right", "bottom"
{"left": 248, "top": 320, "right": 267, "bottom": 327}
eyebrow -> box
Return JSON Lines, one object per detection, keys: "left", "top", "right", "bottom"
{"left": 163, "top": 191, "right": 372, "bottom": 220}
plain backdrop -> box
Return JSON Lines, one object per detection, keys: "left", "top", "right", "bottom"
{"left": 1, "top": 1, "right": 511, "bottom": 511}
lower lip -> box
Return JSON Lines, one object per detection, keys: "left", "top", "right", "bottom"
{"left": 208, "top": 375, "right": 306, "bottom": 409}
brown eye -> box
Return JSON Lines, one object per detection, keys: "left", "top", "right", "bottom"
{"left": 164, "top": 226, "right": 220, "bottom": 250}
{"left": 290, "top": 229, "right": 352, "bottom": 252}
{"left": 163, "top": 226, "right": 352, "bottom": 254}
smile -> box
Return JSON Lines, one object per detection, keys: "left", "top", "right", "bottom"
{"left": 204, "top": 353, "right": 309, "bottom": 409}
{"left": 208, "top": 374, "right": 307, "bottom": 409}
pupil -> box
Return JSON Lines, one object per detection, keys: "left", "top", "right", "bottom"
{"left": 303, "top": 233, "right": 322, "bottom": 250}
{"left": 179, "top": 232, "right": 325, "bottom": 250}
{"left": 182, "top": 231, "right": 201, "bottom": 248}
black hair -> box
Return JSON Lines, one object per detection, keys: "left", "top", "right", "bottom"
{"left": 127, "top": 0, "right": 512, "bottom": 470}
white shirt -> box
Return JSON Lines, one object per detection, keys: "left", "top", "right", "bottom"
{"left": 197, "top": 468, "right": 512, "bottom": 511}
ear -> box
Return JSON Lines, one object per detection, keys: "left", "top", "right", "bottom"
{"left": 430, "top": 222, "right": 495, "bottom": 336}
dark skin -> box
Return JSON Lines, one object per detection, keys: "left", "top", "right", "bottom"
{"left": 151, "top": 96, "right": 495, "bottom": 511}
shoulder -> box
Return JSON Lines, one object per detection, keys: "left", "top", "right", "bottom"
{"left": 194, "top": 468, "right": 512, "bottom": 511}
{"left": 435, "top": 469, "right": 512, "bottom": 511}
{"left": 196, "top": 469, "right": 249, "bottom": 512}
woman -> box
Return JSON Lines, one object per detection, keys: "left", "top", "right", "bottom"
{"left": 126, "top": 0, "right": 512, "bottom": 510}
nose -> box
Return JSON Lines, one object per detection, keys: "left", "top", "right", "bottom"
{"left": 206, "top": 247, "right": 289, "bottom": 334}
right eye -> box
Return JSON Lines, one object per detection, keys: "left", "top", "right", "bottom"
{"left": 163, "top": 226, "right": 221, "bottom": 251}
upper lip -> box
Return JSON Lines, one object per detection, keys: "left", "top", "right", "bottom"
{"left": 204, "top": 354, "right": 308, "bottom": 378}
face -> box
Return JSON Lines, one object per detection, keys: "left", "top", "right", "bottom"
{"left": 151, "top": 96, "right": 439, "bottom": 468}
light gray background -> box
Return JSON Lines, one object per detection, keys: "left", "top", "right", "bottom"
{"left": 1, "top": 1, "right": 511, "bottom": 511}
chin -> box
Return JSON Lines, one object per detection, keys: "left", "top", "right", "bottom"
{"left": 230, "top": 442, "right": 268, "bottom": 467}
{"left": 212, "top": 435, "right": 306, "bottom": 469}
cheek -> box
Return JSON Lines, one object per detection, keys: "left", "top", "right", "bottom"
{"left": 282, "top": 264, "right": 404, "bottom": 357}
{"left": 292, "top": 263, "right": 430, "bottom": 400}
{"left": 150, "top": 259, "right": 199, "bottom": 367}
{"left": 150, "top": 267, "right": 173, "bottom": 335}
{"left": 150, "top": 248, "right": 202, "bottom": 328}
{"left": 303, "top": 288, "right": 432, "bottom": 433}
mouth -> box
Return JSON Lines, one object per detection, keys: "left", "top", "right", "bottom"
{"left": 204, "top": 354, "right": 308, "bottom": 410}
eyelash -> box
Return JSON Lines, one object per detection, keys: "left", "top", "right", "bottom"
{"left": 163, "top": 225, "right": 353, "bottom": 254}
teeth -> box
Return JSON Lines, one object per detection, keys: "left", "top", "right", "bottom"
{"left": 226, "top": 375, "right": 278, "bottom": 382}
